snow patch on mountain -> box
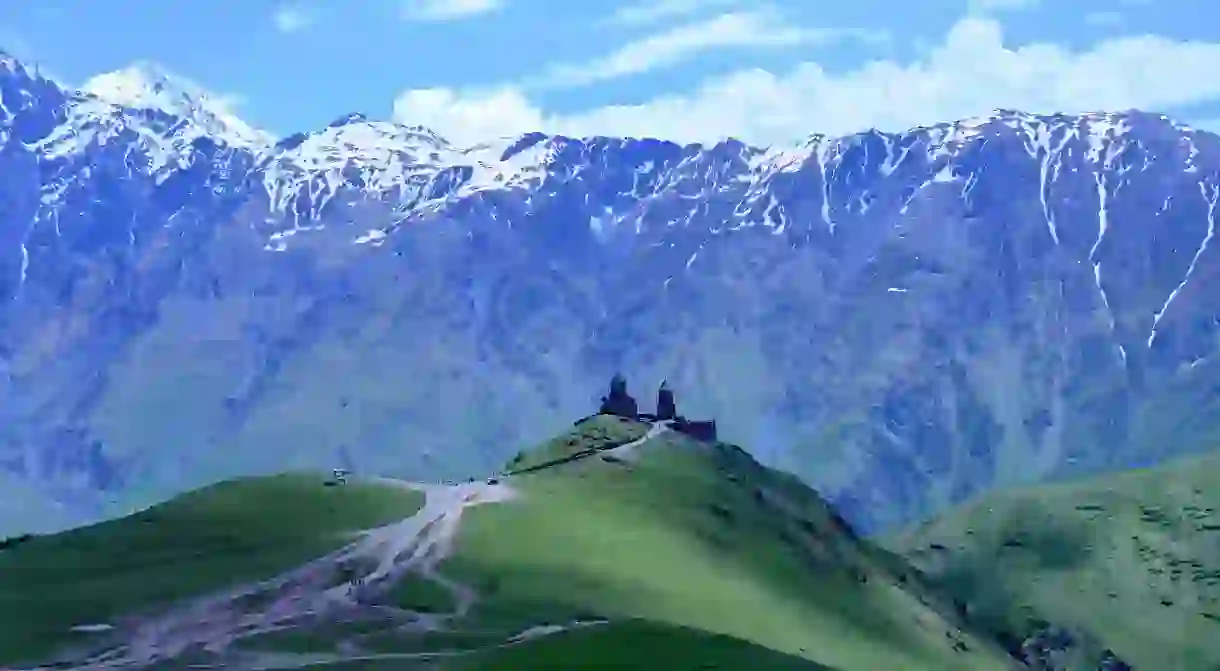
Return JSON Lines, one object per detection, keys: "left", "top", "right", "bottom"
{"left": 1150, "top": 181, "right": 1220, "bottom": 347}
{"left": 7, "top": 55, "right": 1219, "bottom": 274}
{"left": 82, "top": 62, "right": 273, "bottom": 150}
{"left": 257, "top": 118, "right": 562, "bottom": 242}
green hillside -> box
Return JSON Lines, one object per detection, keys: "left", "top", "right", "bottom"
{"left": 0, "top": 474, "right": 425, "bottom": 664}
{"left": 0, "top": 416, "right": 1018, "bottom": 670}
{"left": 888, "top": 449, "right": 1220, "bottom": 670}
{"left": 437, "top": 417, "right": 1013, "bottom": 671}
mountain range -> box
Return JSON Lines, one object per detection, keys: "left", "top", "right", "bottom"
{"left": 5, "top": 49, "right": 1220, "bottom": 536}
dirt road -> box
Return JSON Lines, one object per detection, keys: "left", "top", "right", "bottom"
{"left": 19, "top": 421, "right": 669, "bottom": 670}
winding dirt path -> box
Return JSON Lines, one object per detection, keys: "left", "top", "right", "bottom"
{"left": 602, "top": 421, "right": 671, "bottom": 460}
{"left": 19, "top": 420, "right": 670, "bottom": 670}
{"left": 24, "top": 480, "right": 514, "bottom": 670}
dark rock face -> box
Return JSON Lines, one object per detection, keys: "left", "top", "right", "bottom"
{"left": 1018, "top": 624, "right": 1134, "bottom": 671}
{"left": 4, "top": 53, "right": 1220, "bottom": 534}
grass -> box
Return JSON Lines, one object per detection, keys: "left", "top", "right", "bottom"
{"left": 0, "top": 473, "right": 423, "bottom": 665}
{"left": 237, "top": 627, "right": 346, "bottom": 653}
{"left": 503, "top": 414, "right": 649, "bottom": 472}
{"left": 234, "top": 621, "right": 836, "bottom": 670}
{"left": 888, "top": 449, "right": 1220, "bottom": 670}
{"left": 384, "top": 573, "right": 459, "bottom": 613}
{"left": 236, "top": 619, "right": 400, "bottom": 654}
{"left": 358, "top": 628, "right": 509, "bottom": 654}
{"left": 437, "top": 422, "right": 1015, "bottom": 671}
{"left": 0, "top": 418, "right": 1029, "bottom": 670}
{"left": 452, "top": 619, "right": 835, "bottom": 670}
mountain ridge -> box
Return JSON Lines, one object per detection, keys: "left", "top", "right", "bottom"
{"left": 11, "top": 48, "right": 1211, "bottom": 239}
{"left": 6, "top": 48, "right": 1220, "bottom": 535}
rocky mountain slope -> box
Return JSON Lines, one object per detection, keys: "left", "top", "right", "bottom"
{"left": 888, "top": 446, "right": 1220, "bottom": 670}
{"left": 0, "top": 416, "right": 1018, "bottom": 670}
{"left": 5, "top": 49, "right": 1220, "bottom": 533}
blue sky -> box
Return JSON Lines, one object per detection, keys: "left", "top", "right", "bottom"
{"left": 3, "top": 0, "right": 1220, "bottom": 145}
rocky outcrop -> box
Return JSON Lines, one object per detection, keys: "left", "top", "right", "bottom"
{"left": 1017, "top": 624, "right": 1133, "bottom": 671}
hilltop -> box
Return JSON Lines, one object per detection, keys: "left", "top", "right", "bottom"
{"left": 887, "top": 448, "right": 1220, "bottom": 670}
{"left": 0, "top": 413, "right": 1017, "bottom": 670}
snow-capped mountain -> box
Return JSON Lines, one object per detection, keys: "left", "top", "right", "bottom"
{"left": 4, "top": 50, "right": 1220, "bottom": 535}
{"left": 81, "top": 61, "right": 273, "bottom": 150}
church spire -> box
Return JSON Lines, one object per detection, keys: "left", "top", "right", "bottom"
{"left": 656, "top": 379, "right": 677, "bottom": 421}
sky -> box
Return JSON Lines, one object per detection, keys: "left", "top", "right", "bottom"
{"left": 2, "top": 0, "right": 1220, "bottom": 146}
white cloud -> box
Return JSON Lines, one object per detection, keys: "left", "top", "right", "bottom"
{"left": 392, "top": 17, "right": 1220, "bottom": 147}
{"left": 393, "top": 88, "right": 541, "bottom": 143}
{"left": 272, "top": 4, "right": 315, "bottom": 33}
{"left": 605, "top": 0, "right": 739, "bottom": 26}
{"left": 400, "top": 0, "right": 503, "bottom": 22}
{"left": 533, "top": 10, "right": 884, "bottom": 89}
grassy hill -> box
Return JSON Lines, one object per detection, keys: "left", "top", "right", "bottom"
{"left": 887, "top": 449, "right": 1220, "bottom": 670}
{"left": 437, "top": 417, "right": 1013, "bottom": 671}
{"left": 0, "top": 474, "right": 426, "bottom": 665}
{"left": 0, "top": 416, "right": 1018, "bottom": 670}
